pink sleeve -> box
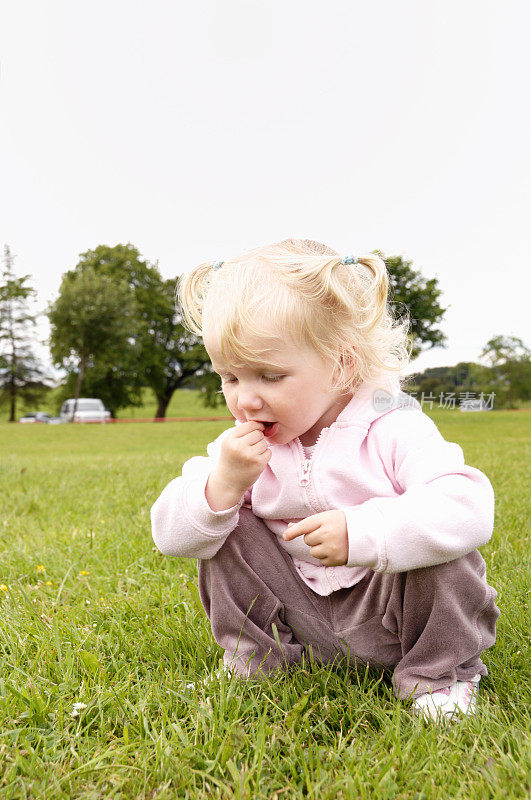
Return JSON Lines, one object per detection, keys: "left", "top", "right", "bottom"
{"left": 344, "top": 409, "right": 495, "bottom": 573}
{"left": 150, "top": 427, "right": 248, "bottom": 559}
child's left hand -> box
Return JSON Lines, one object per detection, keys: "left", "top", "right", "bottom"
{"left": 282, "top": 510, "right": 348, "bottom": 567}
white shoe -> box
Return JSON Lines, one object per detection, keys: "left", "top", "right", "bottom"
{"left": 412, "top": 674, "right": 481, "bottom": 722}
{"left": 185, "top": 664, "right": 235, "bottom": 690}
{"left": 185, "top": 652, "right": 273, "bottom": 690}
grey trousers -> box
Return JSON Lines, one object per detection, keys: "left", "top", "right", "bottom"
{"left": 198, "top": 508, "right": 500, "bottom": 699}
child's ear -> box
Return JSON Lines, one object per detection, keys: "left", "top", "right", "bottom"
{"left": 339, "top": 347, "right": 357, "bottom": 380}
{"left": 330, "top": 346, "right": 356, "bottom": 389}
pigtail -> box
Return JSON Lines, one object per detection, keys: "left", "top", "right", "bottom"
{"left": 176, "top": 261, "right": 214, "bottom": 336}
{"left": 352, "top": 255, "right": 389, "bottom": 332}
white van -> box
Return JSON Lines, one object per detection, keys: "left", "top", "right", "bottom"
{"left": 60, "top": 398, "right": 111, "bottom": 423}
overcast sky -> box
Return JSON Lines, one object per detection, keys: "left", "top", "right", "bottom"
{"left": 1, "top": 0, "right": 530, "bottom": 378}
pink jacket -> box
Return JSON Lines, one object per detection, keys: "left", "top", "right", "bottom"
{"left": 151, "top": 380, "right": 495, "bottom": 596}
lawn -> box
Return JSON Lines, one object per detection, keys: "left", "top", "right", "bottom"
{"left": 0, "top": 392, "right": 529, "bottom": 798}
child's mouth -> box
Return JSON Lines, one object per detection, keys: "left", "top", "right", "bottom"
{"left": 261, "top": 422, "right": 279, "bottom": 437}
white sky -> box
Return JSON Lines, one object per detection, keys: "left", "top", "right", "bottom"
{"left": 1, "top": 0, "right": 530, "bottom": 379}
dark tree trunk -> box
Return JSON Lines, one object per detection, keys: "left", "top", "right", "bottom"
{"left": 155, "top": 395, "right": 170, "bottom": 419}
{"left": 155, "top": 382, "right": 180, "bottom": 419}
{"left": 9, "top": 353, "right": 16, "bottom": 423}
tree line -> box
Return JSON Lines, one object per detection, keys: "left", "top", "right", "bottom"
{"left": 0, "top": 243, "right": 529, "bottom": 421}
{"left": 406, "top": 341, "right": 531, "bottom": 409}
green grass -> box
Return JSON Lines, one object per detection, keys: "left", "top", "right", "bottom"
{"left": 0, "top": 392, "right": 530, "bottom": 798}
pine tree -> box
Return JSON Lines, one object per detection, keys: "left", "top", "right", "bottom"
{"left": 0, "top": 245, "right": 48, "bottom": 422}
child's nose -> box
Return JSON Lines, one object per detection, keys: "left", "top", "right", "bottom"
{"left": 237, "top": 386, "right": 263, "bottom": 413}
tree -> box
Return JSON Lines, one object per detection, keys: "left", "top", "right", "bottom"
{"left": 407, "top": 361, "right": 491, "bottom": 402}
{"left": 0, "top": 245, "right": 49, "bottom": 422}
{"left": 73, "top": 244, "right": 214, "bottom": 418}
{"left": 376, "top": 252, "right": 447, "bottom": 359}
{"left": 405, "top": 339, "right": 531, "bottom": 410}
{"left": 48, "top": 266, "right": 137, "bottom": 418}
{"left": 479, "top": 335, "right": 531, "bottom": 408}
{"left": 142, "top": 277, "right": 220, "bottom": 417}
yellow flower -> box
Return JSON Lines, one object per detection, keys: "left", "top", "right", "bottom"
{"left": 0, "top": 584, "right": 8, "bottom": 592}
{"left": 36, "top": 565, "right": 45, "bottom": 572}
{"left": 79, "top": 570, "right": 90, "bottom": 576}
{"left": 45, "top": 580, "right": 52, "bottom": 586}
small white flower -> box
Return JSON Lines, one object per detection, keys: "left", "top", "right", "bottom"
{"left": 73, "top": 702, "right": 87, "bottom": 710}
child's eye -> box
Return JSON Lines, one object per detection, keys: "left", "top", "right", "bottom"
{"left": 222, "top": 375, "right": 284, "bottom": 384}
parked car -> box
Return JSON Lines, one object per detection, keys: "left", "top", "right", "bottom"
{"left": 459, "top": 399, "right": 492, "bottom": 412}
{"left": 60, "top": 398, "right": 111, "bottom": 423}
{"left": 19, "top": 412, "right": 56, "bottom": 424}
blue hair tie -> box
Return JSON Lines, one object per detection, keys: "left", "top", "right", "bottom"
{"left": 341, "top": 255, "right": 359, "bottom": 265}
{"left": 212, "top": 260, "right": 224, "bottom": 270}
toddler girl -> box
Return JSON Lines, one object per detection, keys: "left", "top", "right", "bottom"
{"left": 151, "top": 238, "right": 499, "bottom": 722}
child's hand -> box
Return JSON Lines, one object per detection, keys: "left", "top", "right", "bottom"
{"left": 215, "top": 421, "right": 272, "bottom": 499}
{"left": 283, "top": 510, "right": 348, "bottom": 567}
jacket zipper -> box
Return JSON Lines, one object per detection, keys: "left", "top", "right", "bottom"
{"left": 296, "top": 427, "right": 329, "bottom": 509}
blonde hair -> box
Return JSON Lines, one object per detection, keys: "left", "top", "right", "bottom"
{"left": 177, "top": 238, "right": 412, "bottom": 395}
